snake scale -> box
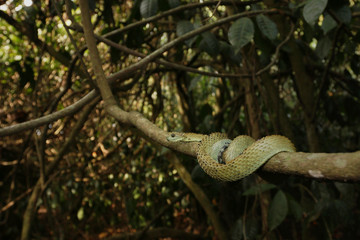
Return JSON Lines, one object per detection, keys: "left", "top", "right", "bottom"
{"left": 167, "top": 132, "right": 296, "bottom": 181}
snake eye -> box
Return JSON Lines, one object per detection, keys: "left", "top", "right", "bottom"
{"left": 171, "top": 133, "right": 175, "bottom": 137}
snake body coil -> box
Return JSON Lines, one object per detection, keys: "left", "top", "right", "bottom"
{"left": 167, "top": 132, "right": 295, "bottom": 181}
{"left": 197, "top": 133, "right": 295, "bottom": 181}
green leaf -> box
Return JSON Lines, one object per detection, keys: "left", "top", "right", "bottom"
{"left": 199, "top": 31, "right": 219, "bottom": 56}
{"left": 176, "top": 20, "right": 195, "bottom": 36}
{"left": 334, "top": 5, "right": 351, "bottom": 24}
{"left": 77, "top": 207, "right": 84, "bottom": 220}
{"left": 188, "top": 75, "right": 201, "bottom": 92}
{"left": 228, "top": 17, "right": 254, "bottom": 53}
{"left": 334, "top": 182, "right": 356, "bottom": 203}
{"left": 243, "top": 183, "right": 277, "bottom": 196}
{"left": 322, "top": 14, "right": 337, "bottom": 34}
{"left": 140, "top": 0, "right": 158, "bottom": 18}
{"left": 315, "top": 36, "right": 332, "bottom": 59}
{"left": 176, "top": 20, "right": 196, "bottom": 46}
{"left": 303, "top": 0, "right": 328, "bottom": 26}
{"left": 256, "top": 14, "right": 278, "bottom": 40}
{"left": 268, "top": 190, "right": 288, "bottom": 231}
{"left": 219, "top": 41, "right": 242, "bottom": 64}
{"left": 168, "top": 0, "right": 180, "bottom": 8}
{"left": 288, "top": 198, "right": 303, "bottom": 220}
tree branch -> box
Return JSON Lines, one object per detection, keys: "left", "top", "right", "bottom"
{"left": 1, "top": 9, "right": 277, "bottom": 137}
{"left": 167, "top": 153, "right": 228, "bottom": 240}
{"left": 102, "top": 0, "right": 261, "bottom": 39}
{"left": 79, "top": 0, "right": 120, "bottom": 117}
{"left": 255, "top": 23, "right": 295, "bottom": 76}
{"left": 0, "top": 9, "right": 87, "bottom": 78}
{"left": 96, "top": 35, "right": 250, "bottom": 79}
{"left": 20, "top": 97, "right": 100, "bottom": 240}
{"left": 3, "top": 5, "right": 359, "bottom": 185}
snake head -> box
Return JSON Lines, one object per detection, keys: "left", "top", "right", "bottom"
{"left": 166, "top": 133, "right": 185, "bottom": 142}
{"left": 166, "top": 132, "right": 203, "bottom": 142}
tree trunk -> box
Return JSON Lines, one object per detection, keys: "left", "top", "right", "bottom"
{"left": 264, "top": 0, "right": 321, "bottom": 152}
{"left": 261, "top": 72, "right": 295, "bottom": 143}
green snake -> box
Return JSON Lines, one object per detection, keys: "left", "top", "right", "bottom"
{"left": 167, "top": 132, "right": 295, "bottom": 181}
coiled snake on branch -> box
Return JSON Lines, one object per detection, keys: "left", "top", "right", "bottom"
{"left": 167, "top": 132, "right": 296, "bottom": 181}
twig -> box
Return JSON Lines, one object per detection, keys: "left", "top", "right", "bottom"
{"left": 0, "top": 188, "right": 32, "bottom": 213}
{"left": 96, "top": 35, "right": 250, "bottom": 79}
{"left": 106, "top": 9, "right": 279, "bottom": 89}
{"left": 103, "top": 0, "right": 261, "bottom": 39}
{"left": 0, "top": 8, "right": 278, "bottom": 137}
{"left": 255, "top": 23, "right": 295, "bottom": 76}
{"left": 167, "top": 153, "right": 228, "bottom": 240}
{"left": 52, "top": 0, "right": 93, "bottom": 83}
{"left": 203, "top": 0, "right": 222, "bottom": 22}
{"left": 20, "top": 97, "right": 100, "bottom": 240}
{"left": 310, "top": 24, "right": 342, "bottom": 122}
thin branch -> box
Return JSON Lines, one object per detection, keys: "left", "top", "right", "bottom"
{"left": 203, "top": 0, "right": 223, "bottom": 22}
{"left": 0, "top": 66, "right": 136, "bottom": 137}
{"left": 167, "top": 153, "right": 228, "bottom": 240}
{"left": 34, "top": 133, "right": 46, "bottom": 187}
{"left": 79, "top": 0, "right": 119, "bottom": 115}
{"left": 0, "top": 91, "right": 98, "bottom": 137}
{"left": 310, "top": 24, "right": 342, "bottom": 121}
{"left": 20, "top": 97, "right": 100, "bottom": 240}
{"left": 256, "top": 23, "right": 295, "bottom": 76}
{"left": 106, "top": 9, "right": 280, "bottom": 89}
{"left": 0, "top": 188, "right": 32, "bottom": 213}
{"left": 328, "top": 9, "right": 353, "bottom": 36}
{"left": 0, "top": 9, "right": 87, "bottom": 79}
{"left": 102, "top": 0, "right": 261, "bottom": 39}
{"left": 93, "top": 8, "right": 280, "bottom": 124}
{"left": 1, "top": 8, "right": 278, "bottom": 137}
{"left": 45, "top": 51, "right": 80, "bottom": 113}
{"left": 52, "top": 0, "right": 93, "bottom": 83}
{"left": 96, "top": 35, "right": 250, "bottom": 79}
{"left": 307, "top": 63, "right": 360, "bottom": 100}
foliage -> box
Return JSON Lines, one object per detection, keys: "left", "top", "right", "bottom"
{"left": 0, "top": 0, "right": 360, "bottom": 239}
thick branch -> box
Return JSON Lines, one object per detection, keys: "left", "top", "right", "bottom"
{"left": 79, "top": 0, "right": 120, "bottom": 116}
{"left": 168, "top": 138, "right": 360, "bottom": 182}
{"left": 3, "top": 5, "right": 358, "bottom": 184}
{"left": 109, "top": 110, "right": 360, "bottom": 183}
{"left": 262, "top": 151, "right": 360, "bottom": 182}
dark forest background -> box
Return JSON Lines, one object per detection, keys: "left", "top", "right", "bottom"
{"left": 1, "top": 0, "right": 360, "bottom": 239}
